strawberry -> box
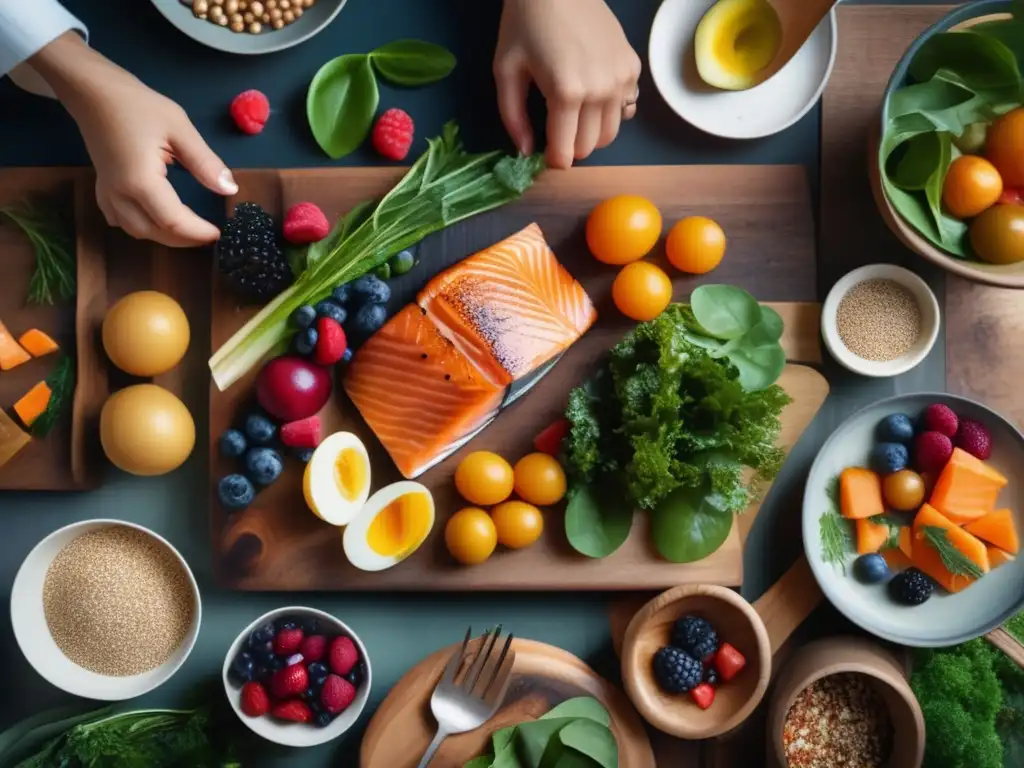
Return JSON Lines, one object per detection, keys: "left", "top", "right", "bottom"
{"left": 328, "top": 635, "right": 359, "bottom": 676}
{"left": 280, "top": 415, "right": 322, "bottom": 449}
{"left": 313, "top": 317, "right": 348, "bottom": 366}
{"left": 270, "top": 662, "right": 309, "bottom": 699}
{"left": 922, "top": 404, "right": 959, "bottom": 437}
{"left": 321, "top": 674, "right": 357, "bottom": 714}
{"left": 533, "top": 418, "right": 569, "bottom": 457}
{"left": 282, "top": 202, "right": 330, "bottom": 245}
{"left": 240, "top": 681, "right": 270, "bottom": 717}
{"left": 230, "top": 90, "right": 270, "bottom": 135}
{"left": 300, "top": 634, "right": 328, "bottom": 663}
{"left": 372, "top": 108, "right": 415, "bottom": 161}
{"left": 955, "top": 419, "right": 993, "bottom": 460}
{"left": 271, "top": 700, "right": 313, "bottom": 723}
{"left": 689, "top": 683, "right": 715, "bottom": 710}
{"left": 914, "top": 430, "right": 954, "bottom": 474}
{"left": 273, "top": 627, "right": 304, "bottom": 655}
{"left": 713, "top": 643, "right": 746, "bottom": 682}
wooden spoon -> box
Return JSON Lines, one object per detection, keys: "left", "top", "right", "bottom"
{"left": 756, "top": 0, "right": 840, "bottom": 86}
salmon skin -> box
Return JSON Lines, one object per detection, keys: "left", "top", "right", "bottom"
{"left": 344, "top": 224, "right": 596, "bottom": 478}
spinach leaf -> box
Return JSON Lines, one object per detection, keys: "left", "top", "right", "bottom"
{"left": 370, "top": 39, "right": 456, "bottom": 86}
{"left": 565, "top": 485, "right": 633, "bottom": 559}
{"left": 307, "top": 54, "right": 379, "bottom": 160}
{"left": 542, "top": 744, "right": 599, "bottom": 768}
{"left": 728, "top": 317, "right": 787, "bottom": 392}
{"left": 891, "top": 130, "right": 943, "bottom": 190}
{"left": 463, "top": 757, "right": 494, "bottom": 768}
{"left": 689, "top": 285, "right": 761, "bottom": 340}
{"left": 758, "top": 305, "right": 784, "bottom": 341}
{"left": 908, "top": 31, "right": 1020, "bottom": 92}
{"left": 557, "top": 720, "right": 618, "bottom": 768}
{"left": 651, "top": 484, "right": 734, "bottom": 563}
{"left": 515, "top": 719, "right": 575, "bottom": 767}
{"left": 541, "top": 698, "right": 610, "bottom": 726}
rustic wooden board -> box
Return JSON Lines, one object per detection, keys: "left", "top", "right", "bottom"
{"left": 210, "top": 165, "right": 819, "bottom": 590}
{"left": 360, "top": 637, "right": 654, "bottom": 768}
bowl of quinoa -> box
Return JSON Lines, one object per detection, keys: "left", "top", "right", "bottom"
{"left": 11, "top": 519, "right": 201, "bottom": 700}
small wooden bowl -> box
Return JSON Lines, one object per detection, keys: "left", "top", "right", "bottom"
{"left": 768, "top": 636, "right": 924, "bottom": 768}
{"left": 621, "top": 585, "right": 772, "bottom": 740}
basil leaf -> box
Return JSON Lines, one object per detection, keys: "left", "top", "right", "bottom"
{"left": 541, "top": 698, "right": 610, "bottom": 726}
{"left": 729, "top": 318, "right": 787, "bottom": 392}
{"left": 651, "top": 484, "right": 734, "bottom": 563}
{"left": 307, "top": 54, "right": 379, "bottom": 160}
{"left": 557, "top": 720, "right": 618, "bottom": 768}
{"left": 565, "top": 485, "right": 633, "bottom": 559}
{"left": 370, "top": 39, "right": 456, "bottom": 86}
{"left": 690, "top": 285, "right": 761, "bottom": 340}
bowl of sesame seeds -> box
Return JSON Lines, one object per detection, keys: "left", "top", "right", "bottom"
{"left": 821, "top": 264, "right": 940, "bottom": 378}
{"left": 10, "top": 519, "right": 201, "bottom": 701}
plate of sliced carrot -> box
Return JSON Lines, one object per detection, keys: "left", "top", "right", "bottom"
{"left": 803, "top": 392, "right": 1024, "bottom": 647}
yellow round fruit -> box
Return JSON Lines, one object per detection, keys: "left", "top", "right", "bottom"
{"left": 942, "top": 155, "right": 1003, "bottom": 219}
{"left": 100, "top": 384, "right": 195, "bottom": 476}
{"left": 969, "top": 204, "right": 1024, "bottom": 264}
{"left": 666, "top": 216, "right": 726, "bottom": 274}
{"left": 585, "top": 195, "right": 663, "bottom": 265}
{"left": 612, "top": 262, "right": 673, "bottom": 321}
{"left": 513, "top": 453, "right": 566, "bottom": 506}
{"left": 445, "top": 507, "right": 498, "bottom": 565}
{"left": 491, "top": 501, "right": 544, "bottom": 549}
{"left": 102, "top": 291, "right": 190, "bottom": 377}
{"left": 454, "top": 451, "right": 514, "bottom": 506}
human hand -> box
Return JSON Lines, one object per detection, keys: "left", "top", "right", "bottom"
{"left": 29, "top": 34, "right": 236, "bottom": 247}
{"left": 494, "top": 0, "right": 641, "bottom": 169}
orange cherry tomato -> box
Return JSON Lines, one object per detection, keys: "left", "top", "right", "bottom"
{"left": 445, "top": 507, "right": 498, "bottom": 565}
{"left": 513, "top": 453, "right": 567, "bottom": 506}
{"left": 612, "top": 262, "right": 673, "bottom": 321}
{"left": 665, "top": 216, "right": 726, "bottom": 274}
{"left": 586, "top": 195, "right": 663, "bottom": 265}
{"left": 491, "top": 501, "right": 544, "bottom": 549}
{"left": 942, "top": 155, "right": 1003, "bottom": 219}
{"left": 987, "top": 107, "right": 1024, "bottom": 187}
{"left": 454, "top": 451, "right": 514, "bottom": 506}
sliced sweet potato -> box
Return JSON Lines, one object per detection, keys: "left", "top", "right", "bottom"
{"left": 13, "top": 381, "right": 51, "bottom": 428}
{"left": 883, "top": 546, "right": 913, "bottom": 572}
{"left": 899, "top": 527, "right": 913, "bottom": 559}
{"left": 987, "top": 546, "right": 1016, "bottom": 570}
{"left": 965, "top": 508, "right": 1020, "bottom": 555}
{"left": 0, "top": 320, "right": 30, "bottom": 371}
{"left": 912, "top": 503, "right": 990, "bottom": 593}
{"left": 0, "top": 409, "right": 31, "bottom": 469}
{"left": 840, "top": 468, "right": 885, "bottom": 519}
{"left": 17, "top": 329, "right": 58, "bottom": 358}
{"left": 857, "top": 517, "right": 890, "bottom": 554}
{"left": 930, "top": 448, "right": 1008, "bottom": 524}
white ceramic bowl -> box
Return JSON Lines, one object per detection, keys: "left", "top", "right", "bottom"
{"left": 821, "top": 264, "right": 940, "bottom": 377}
{"left": 10, "top": 519, "right": 201, "bottom": 700}
{"left": 222, "top": 606, "right": 371, "bottom": 748}
{"left": 648, "top": 0, "right": 837, "bottom": 139}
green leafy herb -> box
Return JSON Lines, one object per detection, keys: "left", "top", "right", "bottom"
{"left": 0, "top": 201, "right": 74, "bottom": 305}
{"left": 922, "top": 525, "right": 986, "bottom": 578}
{"left": 370, "top": 39, "right": 456, "bottom": 86}
{"left": 564, "top": 484, "right": 633, "bottom": 559}
{"left": 307, "top": 54, "right": 380, "bottom": 160}
{"left": 28, "top": 355, "right": 74, "bottom": 438}
{"left": 651, "top": 482, "right": 735, "bottom": 563}
{"left": 820, "top": 511, "right": 854, "bottom": 572}
{"left": 210, "top": 123, "right": 545, "bottom": 390}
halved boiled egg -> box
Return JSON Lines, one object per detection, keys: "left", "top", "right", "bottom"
{"left": 343, "top": 481, "right": 435, "bottom": 572}
{"left": 303, "top": 432, "right": 371, "bottom": 525}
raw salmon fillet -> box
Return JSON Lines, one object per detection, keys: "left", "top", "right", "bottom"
{"left": 343, "top": 305, "right": 505, "bottom": 479}
{"left": 418, "top": 223, "right": 597, "bottom": 387}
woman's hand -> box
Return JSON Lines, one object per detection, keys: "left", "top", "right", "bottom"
{"left": 494, "top": 0, "right": 641, "bottom": 169}
{"left": 29, "top": 33, "right": 236, "bottom": 247}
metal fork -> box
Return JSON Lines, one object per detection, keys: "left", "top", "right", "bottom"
{"left": 416, "top": 626, "right": 516, "bottom": 768}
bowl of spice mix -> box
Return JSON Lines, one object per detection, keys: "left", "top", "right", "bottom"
{"left": 768, "top": 636, "right": 924, "bottom": 768}
{"left": 821, "top": 264, "right": 940, "bottom": 378}
{"left": 10, "top": 520, "right": 201, "bottom": 700}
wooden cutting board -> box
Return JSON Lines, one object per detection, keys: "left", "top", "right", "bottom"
{"left": 360, "top": 638, "right": 654, "bottom": 768}
{"left": 210, "top": 165, "right": 823, "bottom": 590}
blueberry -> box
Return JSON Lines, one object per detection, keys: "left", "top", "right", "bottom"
{"left": 244, "top": 413, "right": 277, "bottom": 446}
{"left": 391, "top": 249, "right": 415, "bottom": 276}
{"left": 315, "top": 711, "right": 334, "bottom": 728}
{"left": 253, "top": 665, "right": 270, "bottom": 681}
{"left": 276, "top": 618, "right": 299, "bottom": 631}
{"left": 252, "top": 642, "right": 275, "bottom": 666}
{"left": 292, "top": 327, "right": 318, "bottom": 356}
{"left": 374, "top": 263, "right": 392, "bottom": 281}
{"left": 310, "top": 700, "right": 325, "bottom": 715}
{"left": 293, "top": 447, "right": 315, "bottom": 464}
{"left": 854, "top": 553, "right": 891, "bottom": 584}
{"left": 245, "top": 447, "right": 284, "bottom": 486}
{"left": 299, "top": 617, "right": 320, "bottom": 634}
{"left": 302, "top": 686, "right": 317, "bottom": 700}
{"left": 251, "top": 622, "right": 276, "bottom": 644}
{"left": 331, "top": 284, "right": 352, "bottom": 306}
{"left": 351, "top": 303, "right": 388, "bottom": 338}
{"left": 290, "top": 305, "right": 317, "bottom": 329}
{"left": 315, "top": 300, "right": 348, "bottom": 326}
{"left": 877, "top": 414, "right": 915, "bottom": 445}
{"left": 871, "top": 442, "right": 909, "bottom": 474}
{"left": 351, "top": 274, "right": 391, "bottom": 305}
{"left": 308, "top": 661, "right": 329, "bottom": 686}
{"left": 230, "top": 651, "right": 255, "bottom": 683}
{"left": 340, "top": 348, "right": 353, "bottom": 364}
{"left": 345, "top": 660, "right": 366, "bottom": 687}
{"left": 218, "top": 474, "right": 255, "bottom": 511}
{"left": 267, "top": 655, "right": 285, "bottom": 671}
{"left": 219, "top": 429, "right": 247, "bottom": 459}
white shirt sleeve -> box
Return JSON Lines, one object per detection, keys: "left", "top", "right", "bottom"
{"left": 0, "top": 0, "right": 88, "bottom": 98}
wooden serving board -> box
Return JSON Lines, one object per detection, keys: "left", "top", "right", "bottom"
{"left": 360, "top": 637, "right": 654, "bottom": 768}
{"left": 210, "top": 165, "right": 822, "bottom": 590}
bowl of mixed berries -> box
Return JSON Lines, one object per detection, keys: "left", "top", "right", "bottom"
{"left": 222, "top": 607, "right": 371, "bottom": 747}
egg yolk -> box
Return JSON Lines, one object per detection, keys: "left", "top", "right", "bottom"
{"left": 367, "top": 492, "right": 432, "bottom": 558}
{"left": 334, "top": 448, "right": 368, "bottom": 502}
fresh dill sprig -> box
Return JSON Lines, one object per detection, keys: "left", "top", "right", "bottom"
{"left": 922, "top": 525, "right": 985, "bottom": 579}
{"left": 0, "top": 200, "right": 75, "bottom": 305}
{"left": 30, "top": 355, "right": 74, "bottom": 438}
{"left": 820, "top": 474, "right": 853, "bottom": 572}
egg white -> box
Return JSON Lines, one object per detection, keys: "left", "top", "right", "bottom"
{"left": 303, "top": 432, "right": 371, "bottom": 526}
{"left": 343, "top": 481, "right": 435, "bottom": 572}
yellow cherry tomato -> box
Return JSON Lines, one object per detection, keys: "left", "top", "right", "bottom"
{"left": 491, "top": 500, "right": 544, "bottom": 549}
{"left": 445, "top": 507, "right": 498, "bottom": 565}
{"left": 454, "top": 451, "right": 514, "bottom": 506}
{"left": 666, "top": 216, "right": 726, "bottom": 274}
{"left": 586, "top": 195, "right": 663, "bottom": 265}
{"left": 513, "top": 453, "right": 567, "bottom": 506}
{"left": 612, "top": 262, "right": 673, "bottom": 321}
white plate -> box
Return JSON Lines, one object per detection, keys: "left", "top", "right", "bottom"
{"left": 648, "top": 0, "right": 837, "bottom": 139}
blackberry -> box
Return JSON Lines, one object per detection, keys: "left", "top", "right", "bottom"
{"left": 216, "top": 202, "right": 292, "bottom": 302}
{"left": 703, "top": 666, "right": 720, "bottom": 686}
{"left": 671, "top": 616, "right": 719, "bottom": 661}
{"left": 888, "top": 568, "right": 934, "bottom": 606}
{"left": 652, "top": 646, "right": 702, "bottom": 694}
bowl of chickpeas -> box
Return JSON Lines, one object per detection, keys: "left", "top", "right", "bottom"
{"left": 151, "top": 0, "right": 346, "bottom": 55}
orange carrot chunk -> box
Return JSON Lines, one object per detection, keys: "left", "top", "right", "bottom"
{"left": 964, "top": 508, "right": 1020, "bottom": 555}
{"left": 899, "top": 527, "right": 913, "bottom": 559}
{"left": 839, "top": 467, "right": 885, "bottom": 519}
{"left": 856, "top": 517, "right": 890, "bottom": 554}
{"left": 0, "top": 320, "right": 31, "bottom": 371}
{"left": 17, "top": 329, "right": 59, "bottom": 358}
{"left": 13, "top": 381, "right": 51, "bottom": 428}
{"left": 930, "top": 448, "right": 1008, "bottom": 524}
{"left": 912, "top": 503, "right": 990, "bottom": 593}
{"left": 986, "top": 546, "right": 1016, "bottom": 570}
{"left": 0, "top": 409, "right": 31, "bottom": 469}
{"left": 883, "top": 546, "right": 913, "bottom": 572}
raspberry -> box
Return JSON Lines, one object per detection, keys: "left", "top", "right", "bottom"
{"left": 955, "top": 419, "right": 993, "bottom": 460}
{"left": 273, "top": 627, "right": 304, "bottom": 655}
{"left": 922, "top": 404, "right": 959, "bottom": 437}
{"left": 282, "top": 202, "right": 330, "bottom": 245}
{"left": 690, "top": 682, "right": 716, "bottom": 710}
{"left": 321, "top": 674, "right": 357, "bottom": 714}
{"left": 300, "top": 634, "right": 328, "bottom": 663}
{"left": 328, "top": 635, "right": 359, "bottom": 676}
{"left": 270, "top": 662, "right": 309, "bottom": 698}
{"left": 313, "top": 317, "right": 348, "bottom": 366}
{"left": 280, "top": 415, "right": 322, "bottom": 449}
{"left": 271, "top": 700, "right": 313, "bottom": 723}
{"left": 230, "top": 90, "right": 270, "bottom": 135}
{"left": 914, "top": 430, "right": 954, "bottom": 474}
{"left": 372, "top": 108, "right": 415, "bottom": 161}
{"left": 713, "top": 643, "right": 747, "bottom": 682}
{"left": 240, "top": 681, "right": 270, "bottom": 717}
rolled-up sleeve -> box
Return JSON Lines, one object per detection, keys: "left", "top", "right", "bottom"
{"left": 1, "top": 0, "right": 88, "bottom": 96}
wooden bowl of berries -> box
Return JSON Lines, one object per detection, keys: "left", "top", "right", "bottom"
{"left": 222, "top": 606, "right": 371, "bottom": 747}
{"left": 620, "top": 585, "right": 772, "bottom": 740}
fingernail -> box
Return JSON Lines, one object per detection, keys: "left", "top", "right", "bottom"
{"left": 218, "top": 169, "right": 238, "bottom": 195}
